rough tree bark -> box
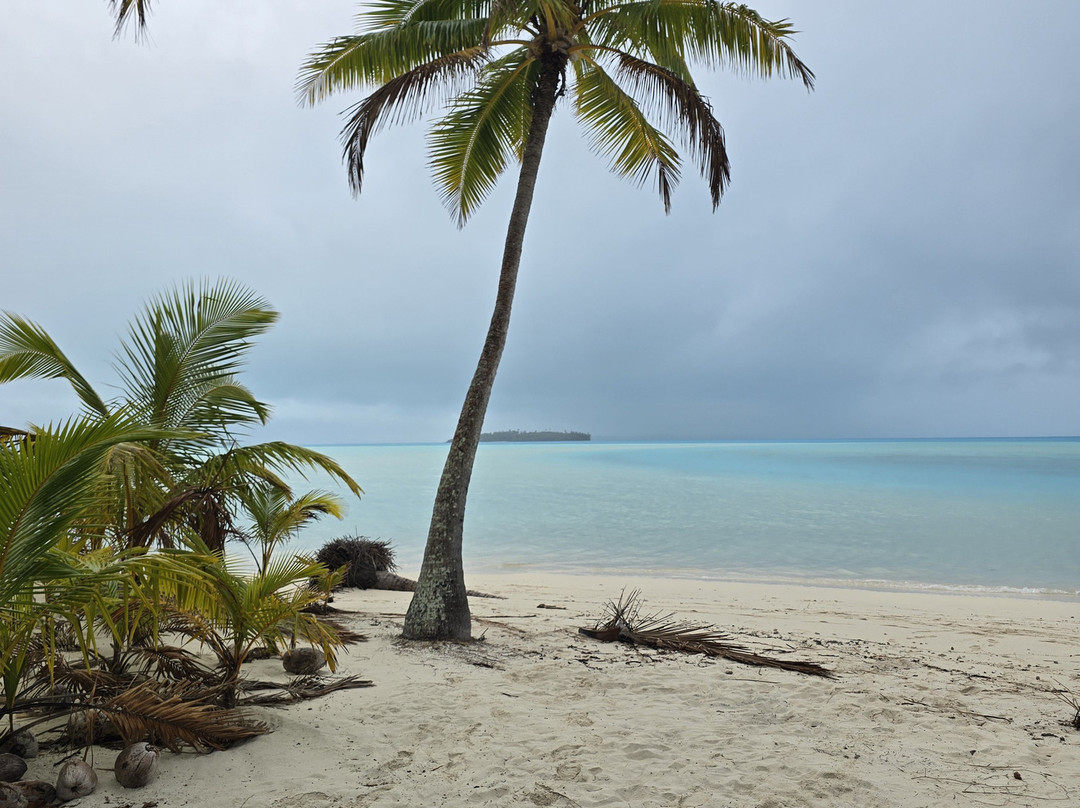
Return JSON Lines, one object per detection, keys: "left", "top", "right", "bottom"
{"left": 402, "top": 54, "right": 566, "bottom": 640}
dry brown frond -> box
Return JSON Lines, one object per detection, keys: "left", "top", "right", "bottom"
{"left": 239, "top": 675, "right": 374, "bottom": 706}
{"left": 580, "top": 589, "right": 834, "bottom": 678}
{"left": 99, "top": 682, "right": 270, "bottom": 751}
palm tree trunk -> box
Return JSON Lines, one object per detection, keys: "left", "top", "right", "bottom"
{"left": 402, "top": 56, "right": 565, "bottom": 640}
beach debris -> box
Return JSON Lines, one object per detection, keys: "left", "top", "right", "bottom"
{"left": 55, "top": 757, "right": 98, "bottom": 801}
{"left": 239, "top": 674, "right": 374, "bottom": 706}
{"left": 312, "top": 536, "right": 501, "bottom": 598}
{"left": 0, "top": 783, "right": 27, "bottom": 808}
{"left": 283, "top": 646, "right": 327, "bottom": 675}
{"left": 114, "top": 742, "right": 161, "bottom": 788}
{"left": 0, "top": 730, "right": 37, "bottom": 760}
{"left": 1054, "top": 688, "right": 1080, "bottom": 729}
{"left": 5, "top": 780, "right": 54, "bottom": 808}
{"left": 314, "top": 536, "right": 397, "bottom": 589}
{"left": 0, "top": 753, "right": 27, "bottom": 782}
{"left": 579, "top": 590, "right": 835, "bottom": 679}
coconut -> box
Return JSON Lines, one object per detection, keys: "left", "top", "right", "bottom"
{"left": 55, "top": 758, "right": 97, "bottom": 801}
{"left": 0, "top": 783, "right": 27, "bottom": 808}
{"left": 0, "top": 729, "right": 37, "bottom": 760}
{"left": 282, "top": 646, "right": 326, "bottom": 675}
{"left": 113, "top": 742, "right": 159, "bottom": 789}
{"left": 0, "top": 753, "right": 27, "bottom": 782}
{"left": 6, "top": 781, "right": 55, "bottom": 808}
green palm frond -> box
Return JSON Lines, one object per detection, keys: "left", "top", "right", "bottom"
{"left": 298, "top": 21, "right": 490, "bottom": 105}
{"left": 573, "top": 58, "right": 681, "bottom": 211}
{"left": 429, "top": 51, "right": 538, "bottom": 224}
{"left": 116, "top": 279, "right": 276, "bottom": 435}
{"left": 197, "top": 441, "right": 363, "bottom": 500}
{"left": 0, "top": 416, "right": 172, "bottom": 605}
{"left": 339, "top": 48, "right": 489, "bottom": 195}
{"left": 0, "top": 313, "right": 110, "bottom": 417}
{"left": 610, "top": 51, "right": 730, "bottom": 208}
{"left": 241, "top": 486, "right": 345, "bottom": 572}
{"left": 590, "top": 1, "right": 813, "bottom": 88}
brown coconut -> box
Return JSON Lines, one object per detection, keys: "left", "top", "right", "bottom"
{"left": 0, "top": 753, "right": 27, "bottom": 782}
{"left": 6, "top": 781, "right": 55, "bottom": 808}
{"left": 0, "top": 730, "right": 37, "bottom": 760}
{"left": 55, "top": 758, "right": 97, "bottom": 801}
{"left": 113, "top": 742, "right": 160, "bottom": 789}
{"left": 0, "top": 783, "right": 27, "bottom": 808}
{"left": 282, "top": 646, "right": 326, "bottom": 675}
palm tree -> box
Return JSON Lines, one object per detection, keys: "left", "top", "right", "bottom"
{"left": 299, "top": 0, "right": 812, "bottom": 639}
{"left": 0, "top": 279, "right": 361, "bottom": 553}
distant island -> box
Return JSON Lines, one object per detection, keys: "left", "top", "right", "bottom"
{"left": 479, "top": 430, "right": 591, "bottom": 442}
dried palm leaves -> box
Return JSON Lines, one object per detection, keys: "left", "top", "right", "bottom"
{"left": 579, "top": 590, "right": 834, "bottom": 679}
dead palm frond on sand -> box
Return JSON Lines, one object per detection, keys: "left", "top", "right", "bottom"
{"left": 579, "top": 590, "right": 834, "bottom": 679}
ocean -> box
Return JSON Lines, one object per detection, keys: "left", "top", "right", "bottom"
{"left": 286, "top": 439, "right": 1080, "bottom": 596}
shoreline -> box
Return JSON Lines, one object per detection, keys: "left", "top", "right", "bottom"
{"left": 19, "top": 571, "right": 1079, "bottom": 807}
{"left": 459, "top": 564, "right": 1080, "bottom": 601}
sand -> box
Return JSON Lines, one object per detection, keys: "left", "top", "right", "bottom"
{"left": 21, "top": 573, "right": 1080, "bottom": 807}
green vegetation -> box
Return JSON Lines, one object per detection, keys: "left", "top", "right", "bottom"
{"left": 0, "top": 280, "right": 365, "bottom": 750}
{"left": 301, "top": 0, "right": 813, "bottom": 640}
{"left": 480, "top": 430, "right": 590, "bottom": 442}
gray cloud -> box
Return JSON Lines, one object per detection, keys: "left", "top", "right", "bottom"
{"left": 2, "top": 1, "right": 1078, "bottom": 443}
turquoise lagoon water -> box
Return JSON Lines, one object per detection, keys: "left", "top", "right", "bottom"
{"left": 286, "top": 439, "right": 1080, "bottom": 596}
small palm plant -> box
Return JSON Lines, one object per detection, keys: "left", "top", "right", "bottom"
{"left": 238, "top": 485, "right": 345, "bottom": 575}
{"left": 0, "top": 415, "right": 175, "bottom": 730}
{"left": 166, "top": 543, "right": 347, "bottom": 707}
{"left": 0, "top": 278, "right": 362, "bottom": 555}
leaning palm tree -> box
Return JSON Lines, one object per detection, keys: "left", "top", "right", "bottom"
{"left": 299, "top": 0, "right": 812, "bottom": 640}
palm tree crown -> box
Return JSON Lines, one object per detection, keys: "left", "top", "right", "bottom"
{"left": 299, "top": 0, "right": 813, "bottom": 224}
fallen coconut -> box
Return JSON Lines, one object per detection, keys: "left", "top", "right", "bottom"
{"left": 6, "top": 781, "right": 55, "bottom": 808}
{"left": 55, "top": 757, "right": 97, "bottom": 801}
{"left": 282, "top": 646, "right": 326, "bottom": 675}
{"left": 0, "top": 729, "right": 37, "bottom": 760}
{"left": 0, "top": 753, "right": 27, "bottom": 782}
{"left": 114, "top": 742, "right": 159, "bottom": 789}
{"left": 0, "top": 783, "right": 26, "bottom": 808}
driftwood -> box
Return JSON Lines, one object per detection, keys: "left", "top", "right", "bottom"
{"left": 313, "top": 537, "right": 501, "bottom": 598}
{"left": 579, "top": 590, "right": 834, "bottom": 679}
{"left": 373, "top": 570, "right": 500, "bottom": 599}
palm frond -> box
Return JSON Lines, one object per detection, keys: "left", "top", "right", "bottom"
{"left": 107, "top": 0, "right": 153, "bottom": 39}
{"left": 115, "top": 279, "right": 276, "bottom": 435}
{"left": 198, "top": 441, "right": 364, "bottom": 499}
{"left": 341, "top": 47, "right": 489, "bottom": 196}
{"left": 573, "top": 58, "right": 681, "bottom": 211}
{"left": 610, "top": 51, "right": 730, "bottom": 208}
{"left": 580, "top": 590, "right": 834, "bottom": 678}
{"left": 299, "top": 18, "right": 491, "bottom": 104}
{"left": 100, "top": 682, "right": 270, "bottom": 751}
{"left": 239, "top": 674, "right": 374, "bottom": 707}
{"left": 0, "top": 313, "right": 110, "bottom": 416}
{"left": 591, "top": 1, "right": 813, "bottom": 89}
{"left": 429, "top": 50, "right": 538, "bottom": 224}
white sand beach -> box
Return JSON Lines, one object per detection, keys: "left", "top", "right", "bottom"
{"left": 23, "top": 573, "right": 1080, "bottom": 807}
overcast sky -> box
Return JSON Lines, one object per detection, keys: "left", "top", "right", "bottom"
{"left": 2, "top": 1, "right": 1078, "bottom": 444}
